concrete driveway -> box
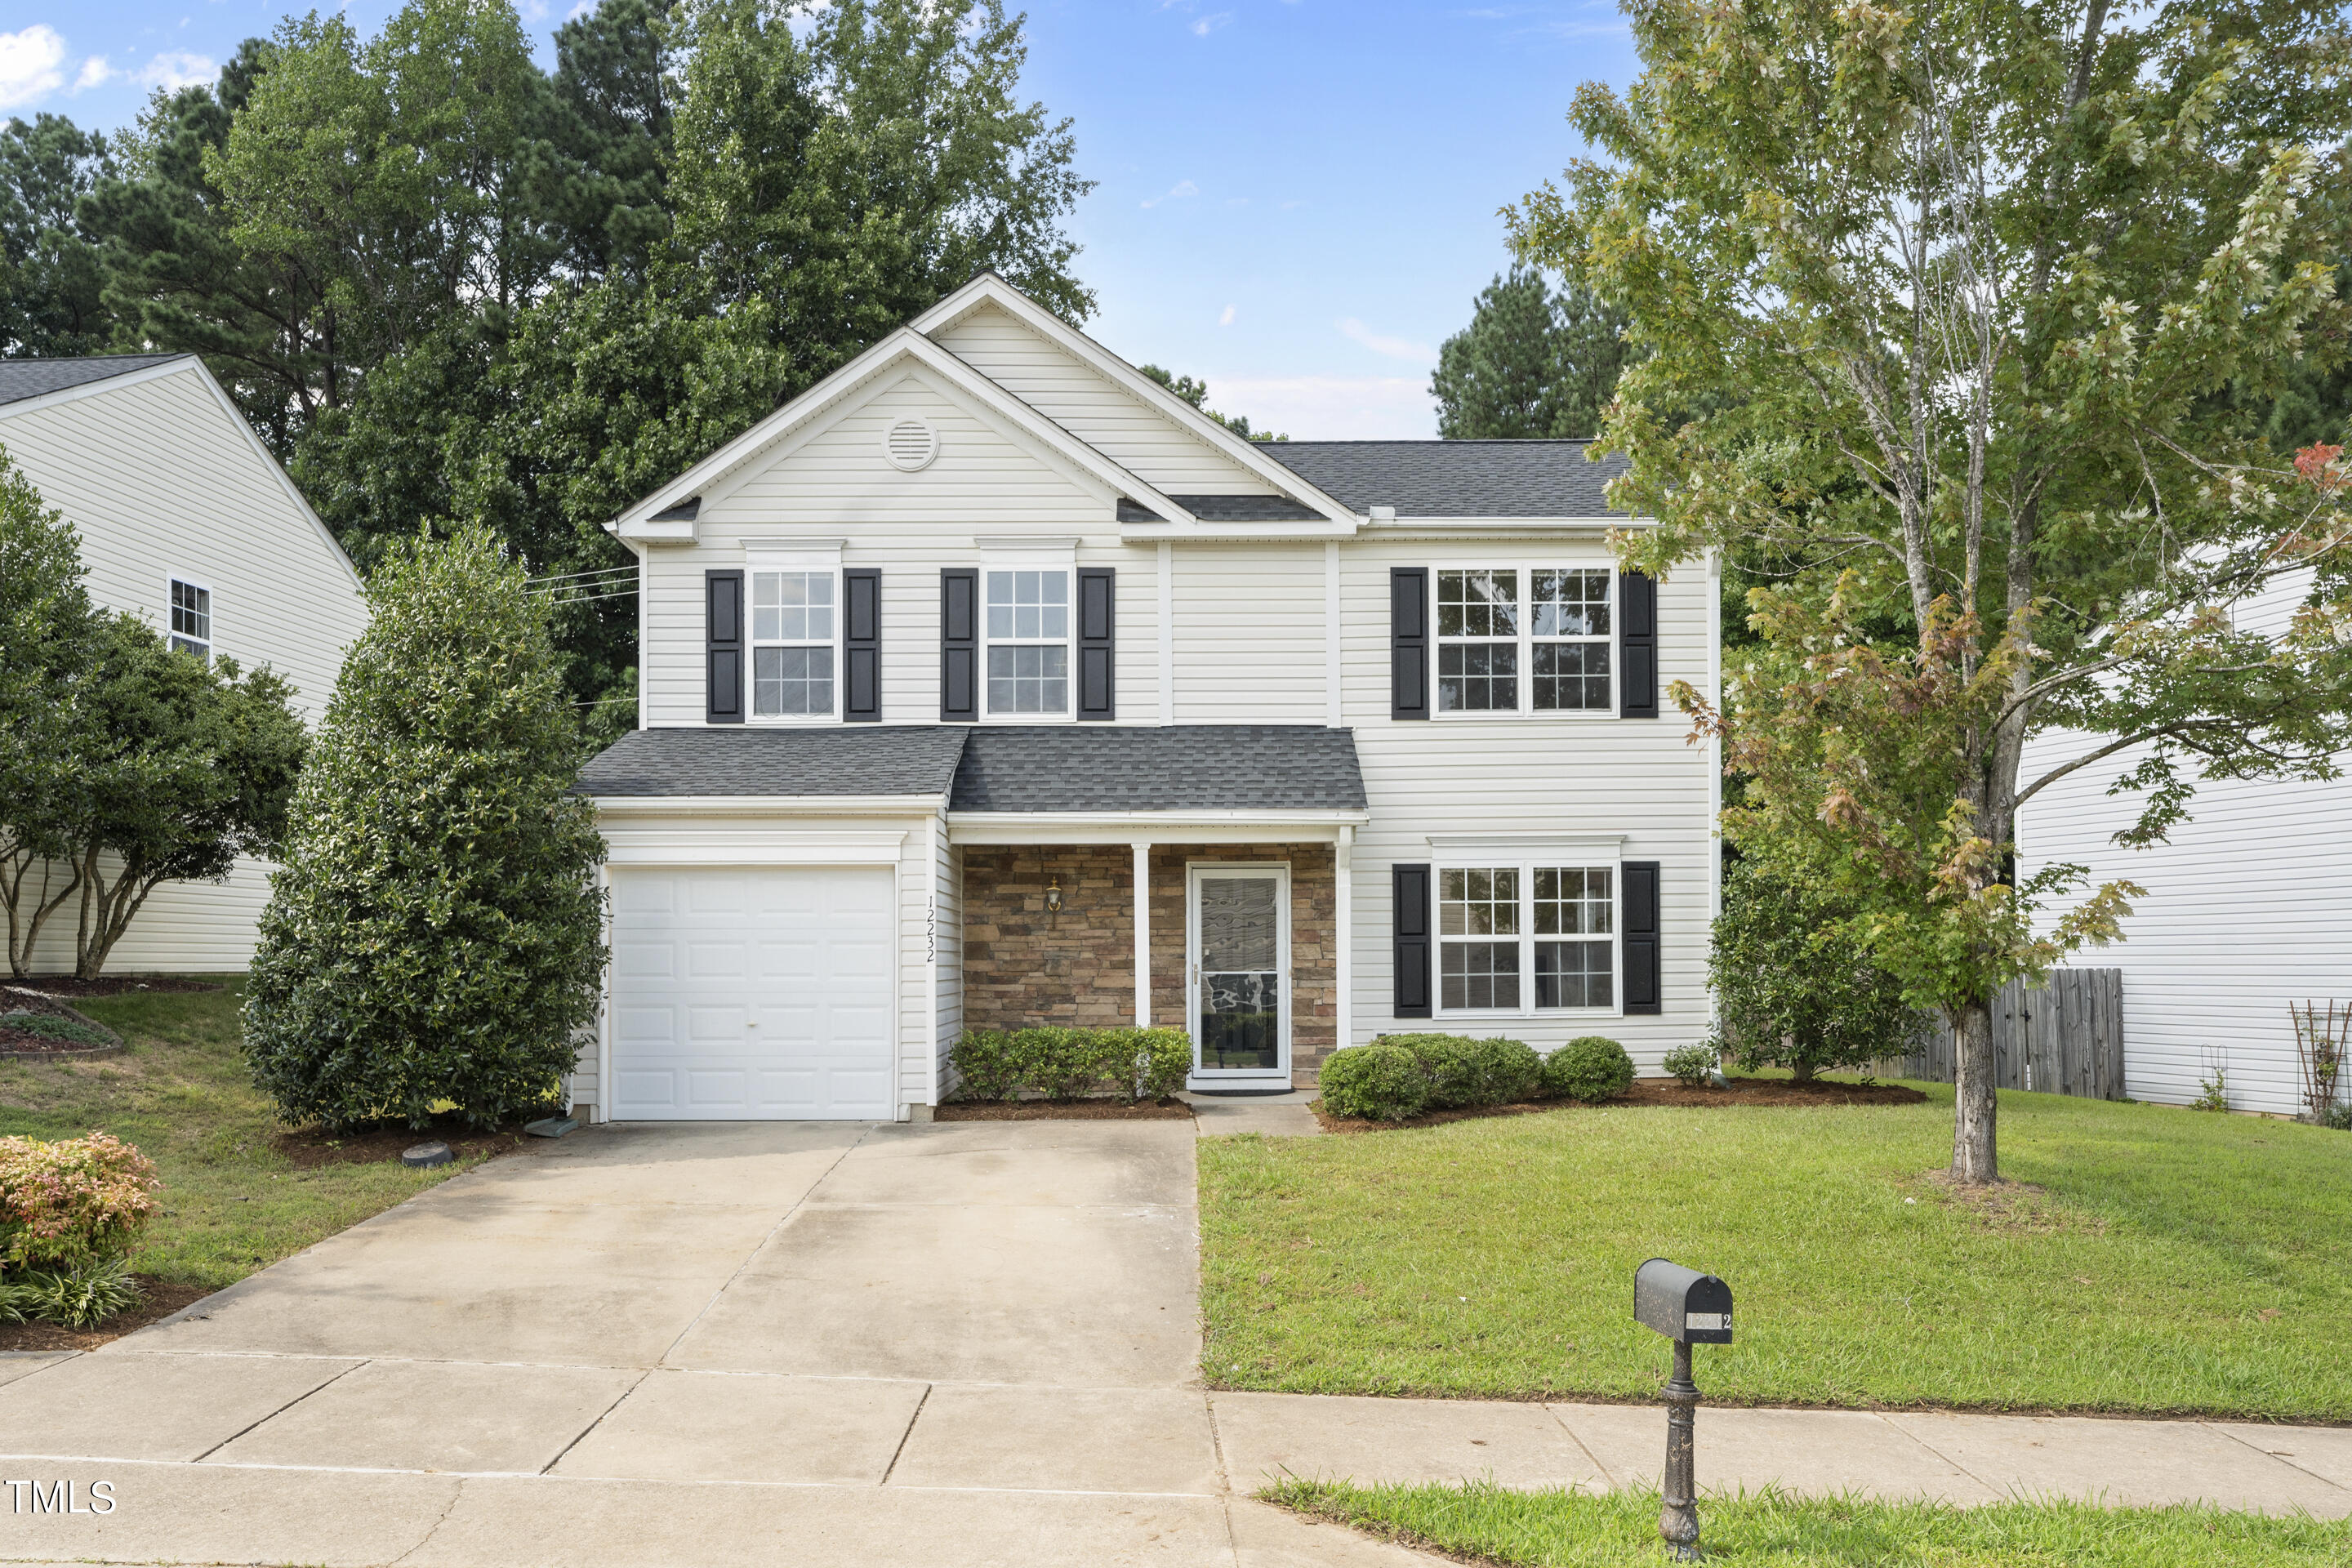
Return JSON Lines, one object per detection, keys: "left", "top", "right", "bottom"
{"left": 0, "top": 1119, "right": 1434, "bottom": 1567}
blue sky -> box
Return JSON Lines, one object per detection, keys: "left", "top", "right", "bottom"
{"left": 3, "top": 1, "right": 1643, "bottom": 437}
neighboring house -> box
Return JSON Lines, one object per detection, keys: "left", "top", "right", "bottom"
{"left": 574, "top": 274, "right": 1722, "bottom": 1122}
{"left": 2018, "top": 570, "right": 2337, "bottom": 1118}
{"left": 0, "top": 354, "right": 368, "bottom": 973}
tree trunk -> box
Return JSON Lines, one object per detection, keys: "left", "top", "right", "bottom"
{"left": 1950, "top": 997, "right": 1999, "bottom": 1183}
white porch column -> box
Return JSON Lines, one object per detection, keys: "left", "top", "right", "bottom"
{"left": 1133, "top": 840, "right": 1152, "bottom": 1027}
{"left": 1334, "top": 826, "right": 1353, "bottom": 1054}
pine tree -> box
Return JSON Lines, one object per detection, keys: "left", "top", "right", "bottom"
{"left": 1429, "top": 266, "right": 1630, "bottom": 440}
{"left": 245, "top": 527, "right": 607, "bottom": 1131}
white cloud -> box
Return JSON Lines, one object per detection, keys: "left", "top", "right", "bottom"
{"left": 567, "top": 0, "right": 596, "bottom": 17}
{"left": 0, "top": 25, "right": 69, "bottom": 109}
{"left": 1208, "top": 376, "right": 1437, "bottom": 440}
{"left": 136, "top": 51, "right": 215, "bottom": 91}
{"left": 1140, "top": 178, "right": 1198, "bottom": 210}
{"left": 1192, "top": 11, "right": 1233, "bottom": 34}
{"left": 72, "top": 54, "right": 112, "bottom": 91}
{"left": 1218, "top": 305, "right": 1236, "bottom": 327}
{"left": 1338, "top": 317, "right": 1436, "bottom": 363}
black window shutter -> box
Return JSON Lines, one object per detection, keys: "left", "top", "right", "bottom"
{"left": 843, "top": 568, "right": 880, "bottom": 722}
{"left": 1619, "top": 570, "right": 1657, "bottom": 719}
{"left": 1076, "top": 567, "right": 1115, "bottom": 720}
{"left": 940, "top": 568, "right": 978, "bottom": 722}
{"left": 1392, "top": 862, "right": 1432, "bottom": 1018}
{"left": 1623, "top": 860, "right": 1662, "bottom": 1014}
{"left": 706, "top": 569, "right": 744, "bottom": 724}
{"left": 1391, "top": 568, "right": 1428, "bottom": 720}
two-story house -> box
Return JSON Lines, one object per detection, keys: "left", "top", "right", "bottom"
{"left": 573, "top": 274, "right": 1721, "bottom": 1122}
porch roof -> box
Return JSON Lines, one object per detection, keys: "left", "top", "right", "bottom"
{"left": 949, "top": 725, "right": 1365, "bottom": 813}
{"left": 578, "top": 724, "right": 968, "bottom": 798}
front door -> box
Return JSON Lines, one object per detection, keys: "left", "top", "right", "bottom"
{"left": 1187, "top": 863, "right": 1290, "bottom": 1085}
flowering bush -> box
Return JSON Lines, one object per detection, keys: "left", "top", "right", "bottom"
{"left": 0, "top": 1132, "right": 162, "bottom": 1272}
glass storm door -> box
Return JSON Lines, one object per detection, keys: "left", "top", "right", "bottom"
{"left": 1189, "top": 866, "right": 1289, "bottom": 1079}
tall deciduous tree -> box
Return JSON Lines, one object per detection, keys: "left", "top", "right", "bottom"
{"left": 1430, "top": 266, "right": 1631, "bottom": 440}
{"left": 245, "top": 527, "right": 607, "bottom": 1132}
{"left": 1512, "top": 0, "right": 2352, "bottom": 1180}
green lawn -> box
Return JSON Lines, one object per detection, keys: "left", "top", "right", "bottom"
{"left": 1200, "top": 1085, "right": 2352, "bottom": 1419}
{"left": 0, "top": 979, "right": 497, "bottom": 1288}
{"left": 1266, "top": 1479, "right": 2352, "bottom": 1568}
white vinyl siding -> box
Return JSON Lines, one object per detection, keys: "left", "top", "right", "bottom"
{"left": 1169, "top": 544, "right": 1326, "bottom": 723}
{"left": 930, "top": 302, "right": 1274, "bottom": 495}
{"left": 2, "top": 363, "right": 368, "bottom": 973}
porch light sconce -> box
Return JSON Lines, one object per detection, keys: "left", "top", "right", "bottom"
{"left": 1045, "top": 875, "right": 1064, "bottom": 929}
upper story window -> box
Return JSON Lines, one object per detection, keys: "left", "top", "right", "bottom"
{"left": 1438, "top": 859, "right": 1617, "bottom": 1014}
{"left": 1436, "top": 567, "right": 1611, "bottom": 715}
{"left": 986, "top": 568, "right": 1070, "bottom": 716}
{"left": 751, "top": 569, "right": 835, "bottom": 719}
{"left": 169, "top": 577, "right": 212, "bottom": 663}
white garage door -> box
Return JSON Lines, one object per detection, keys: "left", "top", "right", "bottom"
{"left": 609, "top": 867, "right": 897, "bottom": 1120}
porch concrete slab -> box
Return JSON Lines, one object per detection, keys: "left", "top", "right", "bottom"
{"left": 1212, "top": 1391, "right": 1604, "bottom": 1492}
{"left": 0, "top": 1457, "right": 459, "bottom": 1566}
{"left": 890, "top": 1383, "right": 1222, "bottom": 1494}
{"left": 552, "top": 1369, "right": 926, "bottom": 1486}
{"left": 121, "top": 1196, "right": 792, "bottom": 1365}
{"left": 1884, "top": 1411, "right": 2352, "bottom": 1514}
{"left": 405, "top": 1473, "right": 1237, "bottom": 1568}
{"left": 0, "top": 1350, "right": 358, "bottom": 1462}
{"left": 2213, "top": 1421, "right": 2352, "bottom": 1490}
{"left": 208, "top": 1356, "right": 644, "bottom": 1474}
{"left": 1561, "top": 1402, "right": 1997, "bottom": 1503}
{"left": 812, "top": 1120, "right": 1196, "bottom": 1207}
{"left": 0, "top": 1352, "right": 73, "bottom": 1389}
{"left": 668, "top": 1201, "right": 1199, "bottom": 1386}
{"left": 446, "top": 1120, "right": 869, "bottom": 1207}
{"left": 1187, "top": 1091, "right": 1321, "bottom": 1139}
{"left": 1227, "top": 1496, "right": 1451, "bottom": 1566}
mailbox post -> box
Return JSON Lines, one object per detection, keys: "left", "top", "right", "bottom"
{"left": 1633, "top": 1258, "right": 1734, "bottom": 1561}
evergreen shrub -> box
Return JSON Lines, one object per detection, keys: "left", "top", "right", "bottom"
{"left": 1545, "top": 1036, "right": 1635, "bottom": 1102}
{"left": 950, "top": 1027, "right": 1191, "bottom": 1102}
{"left": 1317, "top": 1043, "right": 1430, "bottom": 1122}
{"left": 244, "top": 528, "right": 608, "bottom": 1132}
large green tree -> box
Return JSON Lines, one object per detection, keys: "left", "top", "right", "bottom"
{"left": 1512, "top": 0, "right": 2352, "bottom": 1180}
{"left": 0, "top": 116, "right": 118, "bottom": 356}
{"left": 1429, "top": 266, "right": 1631, "bottom": 439}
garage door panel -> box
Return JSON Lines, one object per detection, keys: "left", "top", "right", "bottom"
{"left": 611, "top": 866, "right": 897, "bottom": 1121}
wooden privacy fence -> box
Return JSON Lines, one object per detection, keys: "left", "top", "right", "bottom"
{"left": 1882, "top": 969, "right": 2126, "bottom": 1100}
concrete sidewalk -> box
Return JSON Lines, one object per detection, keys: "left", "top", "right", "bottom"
{"left": 0, "top": 1118, "right": 2344, "bottom": 1567}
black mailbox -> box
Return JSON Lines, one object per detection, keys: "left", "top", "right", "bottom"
{"left": 1634, "top": 1258, "right": 1734, "bottom": 1345}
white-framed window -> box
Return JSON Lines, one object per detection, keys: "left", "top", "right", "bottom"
{"left": 750, "top": 568, "right": 837, "bottom": 719}
{"left": 1435, "top": 566, "right": 1612, "bottom": 714}
{"left": 1437, "top": 858, "right": 1618, "bottom": 1014}
{"left": 984, "top": 566, "right": 1071, "bottom": 717}
{"left": 168, "top": 577, "right": 212, "bottom": 663}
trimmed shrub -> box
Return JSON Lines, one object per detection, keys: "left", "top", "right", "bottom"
{"left": 1319, "top": 1044, "right": 1431, "bottom": 1121}
{"left": 950, "top": 1027, "right": 1192, "bottom": 1102}
{"left": 1663, "top": 1044, "right": 1718, "bottom": 1087}
{"left": 0, "top": 1132, "right": 161, "bottom": 1273}
{"left": 1466, "top": 1036, "right": 1544, "bottom": 1103}
{"left": 244, "top": 528, "right": 608, "bottom": 1132}
{"left": 1375, "top": 1032, "right": 1543, "bottom": 1108}
{"left": 1546, "top": 1036, "right": 1635, "bottom": 1103}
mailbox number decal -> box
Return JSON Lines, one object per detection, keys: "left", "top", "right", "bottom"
{"left": 1686, "top": 1312, "right": 1729, "bottom": 1331}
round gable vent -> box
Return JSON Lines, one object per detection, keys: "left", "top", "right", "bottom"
{"left": 884, "top": 417, "right": 939, "bottom": 471}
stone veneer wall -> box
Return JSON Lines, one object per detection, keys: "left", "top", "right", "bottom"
{"left": 956, "top": 842, "right": 1339, "bottom": 1076}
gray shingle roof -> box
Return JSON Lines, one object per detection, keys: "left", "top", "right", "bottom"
{"left": 1116, "top": 495, "right": 1325, "bottom": 523}
{"left": 1262, "top": 439, "right": 1628, "bottom": 518}
{"left": 951, "top": 726, "right": 1365, "bottom": 813}
{"left": 0, "top": 354, "right": 191, "bottom": 408}
{"left": 578, "top": 725, "right": 969, "bottom": 797}
{"left": 578, "top": 724, "right": 1370, "bottom": 814}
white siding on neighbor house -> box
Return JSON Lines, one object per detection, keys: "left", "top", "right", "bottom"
{"left": 2016, "top": 571, "right": 2340, "bottom": 1116}
{"left": 1169, "top": 543, "right": 1330, "bottom": 724}
{"left": 2, "top": 363, "right": 368, "bottom": 974}
{"left": 587, "top": 810, "right": 939, "bottom": 1120}
{"left": 639, "top": 368, "right": 1164, "bottom": 728}
{"left": 932, "top": 815, "right": 962, "bottom": 1095}
{"left": 929, "top": 304, "right": 1276, "bottom": 497}
{"left": 1338, "top": 540, "right": 1720, "bottom": 1064}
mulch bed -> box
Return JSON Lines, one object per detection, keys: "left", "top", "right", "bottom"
{"left": 938, "top": 1098, "right": 1196, "bottom": 1121}
{"left": 0, "top": 1276, "right": 216, "bottom": 1354}
{"left": 6, "top": 975, "right": 224, "bottom": 998}
{"left": 271, "top": 1116, "right": 542, "bottom": 1169}
{"left": 0, "top": 984, "right": 125, "bottom": 1058}
{"left": 1313, "top": 1075, "right": 1927, "bottom": 1134}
